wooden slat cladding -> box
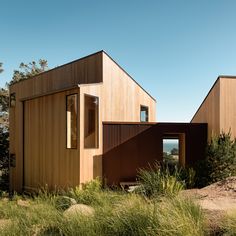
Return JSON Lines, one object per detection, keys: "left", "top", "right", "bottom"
{"left": 78, "top": 53, "right": 156, "bottom": 184}
{"left": 23, "top": 89, "right": 80, "bottom": 190}
{"left": 191, "top": 79, "right": 220, "bottom": 139}
{"left": 9, "top": 51, "right": 157, "bottom": 191}
{"left": 103, "top": 123, "right": 207, "bottom": 185}
{"left": 10, "top": 52, "right": 102, "bottom": 101}
{"left": 191, "top": 77, "right": 236, "bottom": 139}
{"left": 103, "top": 123, "right": 153, "bottom": 153}
{"left": 220, "top": 78, "right": 236, "bottom": 138}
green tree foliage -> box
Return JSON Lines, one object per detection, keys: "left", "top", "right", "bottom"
{"left": 0, "top": 127, "right": 9, "bottom": 191}
{"left": 0, "top": 59, "right": 48, "bottom": 192}
{"left": 195, "top": 131, "right": 236, "bottom": 187}
{"left": 9, "top": 59, "right": 48, "bottom": 85}
{"left": 171, "top": 147, "right": 179, "bottom": 155}
{"left": 0, "top": 62, "right": 3, "bottom": 74}
{"left": 0, "top": 88, "right": 9, "bottom": 113}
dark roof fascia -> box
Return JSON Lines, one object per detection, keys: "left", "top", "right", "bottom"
{"left": 102, "top": 51, "right": 156, "bottom": 102}
{"left": 191, "top": 75, "right": 236, "bottom": 122}
{"left": 9, "top": 50, "right": 104, "bottom": 88}
{"left": 103, "top": 121, "right": 157, "bottom": 125}
{"left": 103, "top": 121, "right": 207, "bottom": 125}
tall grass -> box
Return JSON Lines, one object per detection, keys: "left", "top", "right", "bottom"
{"left": 137, "top": 163, "right": 184, "bottom": 198}
{"left": 220, "top": 211, "right": 236, "bottom": 235}
{"left": 0, "top": 186, "right": 206, "bottom": 236}
{"left": 0, "top": 177, "right": 208, "bottom": 235}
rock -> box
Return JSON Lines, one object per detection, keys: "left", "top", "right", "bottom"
{"left": 63, "top": 204, "right": 95, "bottom": 218}
{"left": 17, "top": 199, "right": 30, "bottom": 207}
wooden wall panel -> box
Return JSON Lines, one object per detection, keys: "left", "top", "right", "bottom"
{"left": 9, "top": 51, "right": 156, "bottom": 191}
{"left": 22, "top": 89, "right": 80, "bottom": 191}
{"left": 102, "top": 53, "right": 156, "bottom": 122}
{"left": 191, "top": 79, "right": 220, "bottom": 139}
{"left": 220, "top": 78, "right": 236, "bottom": 138}
{"left": 9, "top": 85, "right": 24, "bottom": 191}
{"left": 78, "top": 53, "right": 156, "bottom": 184}
{"left": 103, "top": 123, "right": 207, "bottom": 185}
{"left": 10, "top": 52, "right": 102, "bottom": 101}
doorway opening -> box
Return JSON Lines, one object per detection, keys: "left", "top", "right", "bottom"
{"left": 162, "top": 133, "right": 185, "bottom": 168}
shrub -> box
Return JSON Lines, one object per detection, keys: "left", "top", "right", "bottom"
{"left": 0, "top": 127, "right": 9, "bottom": 191}
{"left": 195, "top": 131, "right": 236, "bottom": 187}
{"left": 69, "top": 178, "right": 125, "bottom": 207}
{"left": 137, "top": 163, "right": 184, "bottom": 198}
{"left": 55, "top": 196, "right": 76, "bottom": 211}
{"left": 81, "top": 177, "right": 102, "bottom": 192}
{"left": 179, "top": 167, "right": 196, "bottom": 189}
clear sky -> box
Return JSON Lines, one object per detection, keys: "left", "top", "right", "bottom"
{"left": 1, "top": 0, "right": 236, "bottom": 122}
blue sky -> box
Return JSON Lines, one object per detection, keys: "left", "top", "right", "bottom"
{"left": 1, "top": 0, "right": 236, "bottom": 122}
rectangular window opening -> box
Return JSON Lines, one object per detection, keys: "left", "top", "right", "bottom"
{"left": 140, "top": 105, "right": 149, "bottom": 122}
{"left": 84, "top": 94, "right": 99, "bottom": 148}
{"left": 10, "top": 93, "right": 16, "bottom": 107}
{"left": 163, "top": 138, "right": 179, "bottom": 168}
{"left": 66, "top": 94, "right": 78, "bottom": 149}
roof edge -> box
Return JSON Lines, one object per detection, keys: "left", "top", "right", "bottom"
{"left": 191, "top": 76, "right": 221, "bottom": 122}
{"left": 102, "top": 51, "right": 156, "bottom": 102}
{"left": 10, "top": 50, "right": 104, "bottom": 87}
{"left": 191, "top": 75, "right": 236, "bottom": 122}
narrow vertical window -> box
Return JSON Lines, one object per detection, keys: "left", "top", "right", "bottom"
{"left": 140, "top": 105, "right": 149, "bottom": 122}
{"left": 10, "top": 93, "right": 16, "bottom": 107}
{"left": 66, "top": 94, "right": 77, "bottom": 149}
{"left": 84, "top": 95, "right": 99, "bottom": 148}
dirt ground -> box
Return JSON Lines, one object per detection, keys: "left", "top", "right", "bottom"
{"left": 182, "top": 177, "right": 236, "bottom": 232}
{"left": 182, "top": 177, "right": 236, "bottom": 212}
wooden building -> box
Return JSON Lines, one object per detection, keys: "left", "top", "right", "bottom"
{"left": 191, "top": 76, "right": 236, "bottom": 139}
{"left": 9, "top": 51, "right": 156, "bottom": 192}
{"left": 103, "top": 122, "right": 207, "bottom": 185}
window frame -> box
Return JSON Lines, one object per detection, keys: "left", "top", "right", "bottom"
{"left": 84, "top": 94, "right": 99, "bottom": 149}
{"left": 140, "top": 105, "right": 149, "bottom": 122}
{"left": 66, "top": 93, "right": 78, "bottom": 149}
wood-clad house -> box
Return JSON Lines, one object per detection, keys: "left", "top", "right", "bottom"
{"left": 191, "top": 76, "right": 236, "bottom": 139}
{"left": 9, "top": 51, "right": 156, "bottom": 192}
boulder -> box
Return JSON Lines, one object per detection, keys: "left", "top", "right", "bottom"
{"left": 63, "top": 204, "right": 95, "bottom": 218}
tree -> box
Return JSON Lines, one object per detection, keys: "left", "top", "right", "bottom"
{"left": 9, "top": 59, "right": 48, "bottom": 85}
{"left": 0, "top": 127, "right": 9, "bottom": 191}
{"left": 0, "top": 88, "right": 9, "bottom": 113}
{"left": 171, "top": 148, "right": 179, "bottom": 155}
{"left": 0, "top": 59, "right": 48, "bottom": 191}
{"left": 195, "top": 131, "right": 236, "bottom": 187}
{"left": 0, "top": 63, "right": 3, "bottom": 74}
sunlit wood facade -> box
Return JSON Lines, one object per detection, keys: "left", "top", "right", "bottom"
{"left": 191, "top": 76, "right": 236, "bottom": 139}
{"left": 9, "top": 51, "right": 156, "bottom": 192}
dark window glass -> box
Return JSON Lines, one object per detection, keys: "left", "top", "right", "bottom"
{"left": 10, "top": 93, "right": 16, "bottom": 107}
{"left": 66, "top": 94, "right": 78, "bottom": 149}
{"left": 140, "top": 105, "right": 149, "bottom": 122}
{"left": 84, "top": 95, "right": 99, "bottom": 148}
